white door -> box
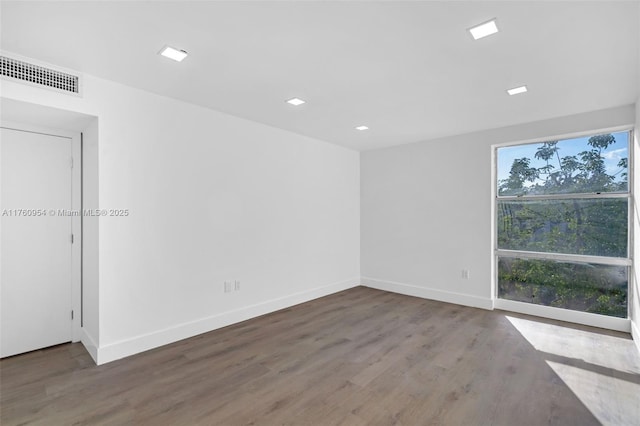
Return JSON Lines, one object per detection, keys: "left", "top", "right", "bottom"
{"left": 1, "top": 127, "right": 73, "bottom": 358}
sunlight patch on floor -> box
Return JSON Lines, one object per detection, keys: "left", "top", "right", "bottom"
{"left": 505, "top": 315, "right": 640, "bottom": 425}
{"left": 505, "top": 315, "right": 640, "bottom": 374}
{"left": 546, "top": 360, "right": 640, "bottom": 425}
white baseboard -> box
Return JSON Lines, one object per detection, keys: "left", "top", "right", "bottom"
{"left": 361, "top": 277, "right": 493, "bottom": 310}
{"left": 80, "top": 328, "right": 99, "bottom": 363}
{"left": 95, "top": 277, "right": 360, "bottom": 365}
{"left": 632, "top": 321, "right": 640, "bottom": 355}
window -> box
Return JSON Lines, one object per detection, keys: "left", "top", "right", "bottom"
{"left": 495, "top": 131, "right": 631, "bottom": 318}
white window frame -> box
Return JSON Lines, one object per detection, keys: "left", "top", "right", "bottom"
{"left": 492, "top": 126, "right": 634, "bottom": 332}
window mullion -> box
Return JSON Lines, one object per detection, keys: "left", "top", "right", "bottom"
{"left": 497, "top": 192, "right": 629, "bottom": 202}
{"left": 496, "top": 249, "right": 631, "bottom": 266}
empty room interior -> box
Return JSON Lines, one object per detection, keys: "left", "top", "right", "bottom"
{"left": 1, "top": 1, "right": 640, "bottom": 425}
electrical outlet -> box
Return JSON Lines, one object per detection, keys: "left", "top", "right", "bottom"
{"left": 224, "top": 281, "right": 232, "bottom": 293}
{"left": 461, "top": 269, "right": 470, "bottom": 279}
{"left": 234, "top": 280, "right": 240, "bottom": 291}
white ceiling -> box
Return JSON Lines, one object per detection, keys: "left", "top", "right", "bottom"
{"left": 1, "top": 1, "right": 638, "bottom": 151}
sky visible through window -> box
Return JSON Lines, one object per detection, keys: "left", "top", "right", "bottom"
{"left": 497, "top": 131, "right": 629, "bottom": 186}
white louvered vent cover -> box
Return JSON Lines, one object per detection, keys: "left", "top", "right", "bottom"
{"left": 1, "top": 55, "right": 79, "bottom": 94}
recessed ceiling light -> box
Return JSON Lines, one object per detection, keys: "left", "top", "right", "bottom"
{"left": 507, "top": 85, "right": 528, "bottom": 96}
{"left": 468, "top": 19, "right": 498, "bottom": 40}
{"left": 286, "top": 97, "right": 306, "bottom": 106}
{"left": 355, "top": 125, "right": 369, "bottom": 131}
{"left": 159, "top": 46, "right": 188, "bottom": 62}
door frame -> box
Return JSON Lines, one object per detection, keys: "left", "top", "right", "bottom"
{"left": 1, "top": 120, "right": 82, "bottom": 343}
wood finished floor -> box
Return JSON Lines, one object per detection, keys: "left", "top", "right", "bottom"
{"left": 2, "top": 286, "right": 640, "bottom": 426}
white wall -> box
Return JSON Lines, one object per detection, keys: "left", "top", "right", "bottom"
{"left": 632, "top": 11, "right": 640, "bottom": 351}
{"left": 3, "top": 53, "right": 636, "bottom": 362}
{"left": 1, "top": 71, "right": 360, "bottom": 364}
{"left": 633, "top": 102, "right": 640, "bottom": 352}
{"left": 81, "top": 118, "right": 100, "bottom": 357}
{"left": 361, "top": 105, "right": 635, "bottom": 311}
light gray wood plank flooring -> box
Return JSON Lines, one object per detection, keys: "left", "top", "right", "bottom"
{"left": 2, "top": 287, "right": 639, "bottom": 425}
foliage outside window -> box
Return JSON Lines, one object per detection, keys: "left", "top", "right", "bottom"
{"left": 496, "top": 131, "right": 630, "bottom": 318}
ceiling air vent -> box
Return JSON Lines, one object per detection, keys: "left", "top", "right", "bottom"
{"left": 1, "top": 55, "right": 80, "bottom": 94}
